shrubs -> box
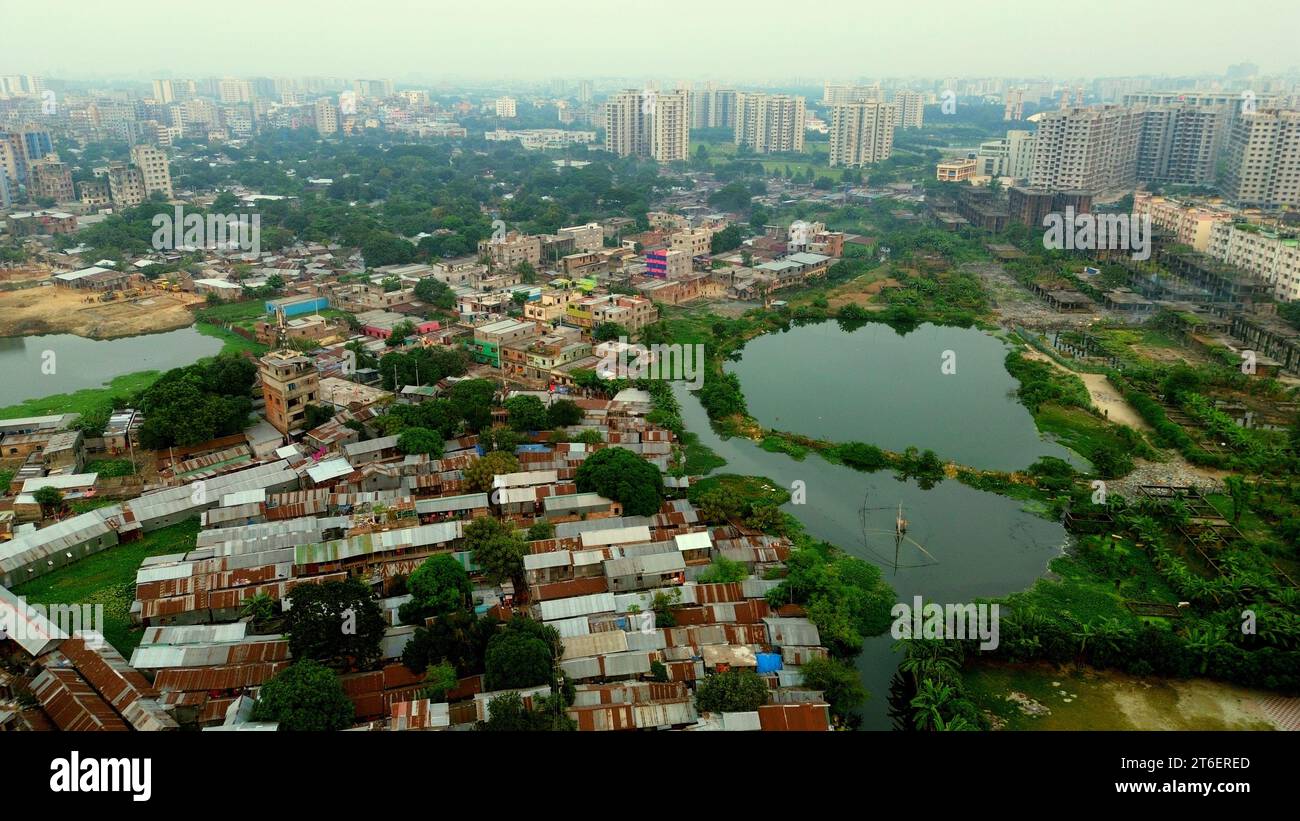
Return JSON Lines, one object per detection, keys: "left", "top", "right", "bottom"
{"left": 252, "top": 660, "right": 355, "bottom": 731}
{"left": 694, "top": 670, "right": 770, "bottom": 713}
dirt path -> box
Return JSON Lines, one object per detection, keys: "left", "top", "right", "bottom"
{"left": 1019, "top": 347, "right": 1150, "bottom": 430}
{"left": 0, "top": 287, "right": 205, "bottom": 339}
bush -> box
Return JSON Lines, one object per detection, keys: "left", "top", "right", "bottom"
{"left": 694, "top": 670, "right": 769, "bottom": 713}
{"left": 252, "top": 660, "right": 355, "bottom": 731}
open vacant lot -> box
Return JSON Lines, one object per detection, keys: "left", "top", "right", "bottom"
{"left": 0, "top": 285, "right": 205, "bottom": 339}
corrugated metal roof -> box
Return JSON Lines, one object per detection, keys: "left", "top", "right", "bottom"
{"left": 581, "top": 525, "right": 651, "bottom": 548}
{"left": 539, "top": 592, "right": 616, "bottom": 622}
{"left": 294, "top": 520, "right": 461, "bottom": 565}
{"left": 0, "top": 584, "right": 66, "bottom": 657}
{"left": 561, "top": 630, "right": 629, "bottom": 659}
{"left": 414, "top": 493, "right": 489, "bottom": 514}
{"left": 763, "top": 617, "right": 821, "bottom": 647}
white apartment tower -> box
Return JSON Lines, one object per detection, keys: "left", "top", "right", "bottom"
{"left": 828, "top": 102, "right": 896, "bottom": 167}
{"left": 605, "top": 89, "right": 689, "bottom": 163}
{"left": 734, "top": 93, "right": 806, "bottom": 154}
{"left": 129, "top": 144, "right": 173, "bottom": 199}
{"left": 495, "top": 97, "right": 518, "bottom": 118}
{"left": 1028, "top": 105, "right": 1141, "bottom": 195}
{"left": 892, "top": 91, "right": 925, "bottom": 129}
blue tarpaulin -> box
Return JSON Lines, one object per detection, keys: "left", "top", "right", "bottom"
{"left": 756, "top": 653, "right": 783, "bottom": 674}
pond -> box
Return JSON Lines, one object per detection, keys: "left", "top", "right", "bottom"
{"left": 726, "top": 320, "right": 1085, "bottom": 472}
{"left": 0, "top": 327, "right": 224, "bottom": 407}
{"left": 674, "top": 380, "right": 1069, "bottom": 730}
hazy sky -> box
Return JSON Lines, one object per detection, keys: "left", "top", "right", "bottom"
{"left": 6, "top": 0, "right": 1297, "bottom": 83}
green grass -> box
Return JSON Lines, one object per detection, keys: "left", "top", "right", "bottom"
{"left": 12, "top": 518, "right": 200, "bottom": 656}
{"left": 195, "top": 299, "right": 269, "bottom": 324}
{"left": 196, "top": 321, "right": 268, "bottom": 356}
{"left": 84, "top": 458, "right": 136, "bottom": 478}
{"left": 682, "top": 431, "right": 726, "bottom": 475}
{"left": 0, "top": 370, "right": 162, "bottom": 419}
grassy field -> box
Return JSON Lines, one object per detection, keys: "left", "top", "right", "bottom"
{"left": 196, "top": 320, "right": 268, "bottom": 355}
{"left": 694, "top": 137, "right": 850, "bottom": 181}
{"left": 84, "top": 458, "right": 136, "bottom": 477}
{"left": 12, "top": 518, "right": 200, "bottom": 656}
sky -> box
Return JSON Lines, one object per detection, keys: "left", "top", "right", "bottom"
{"left": 5, "top": 0, "right": 1298, "bottom": 83}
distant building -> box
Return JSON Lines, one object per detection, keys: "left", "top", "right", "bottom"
{"left": 605, "top": 89, "right": 689, "bottom": 163}
{"left": 494, "top": 96, "right": 517, "bottom": 118}
{"left": 828, "top": 102, "right": 896, "bottom": 167}
{"left": 734, "top": 93, "right": 806, "bottom": 154}
{"left": 936, "top": 157, "right": 977, "bottom": 182}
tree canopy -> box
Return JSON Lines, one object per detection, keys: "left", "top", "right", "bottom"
{"left": 574, "top": 446, "right": 664, "bottom": 517}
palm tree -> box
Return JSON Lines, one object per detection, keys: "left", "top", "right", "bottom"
{"left": 910, "top": 679, "right": 956, "bottom": 731}
{"left": 1073, "top": 622, "right": 1097, "bottom": 665}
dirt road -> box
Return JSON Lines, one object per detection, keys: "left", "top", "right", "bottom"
{"left": 0, "top": 286, "right": 206, "bottom": 339}
{"left": 1019, "top": 347, "right": 1150, "bottom": 430}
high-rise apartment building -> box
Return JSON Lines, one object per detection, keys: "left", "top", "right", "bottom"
{"left": 130, "top": 144, "right": 173, "bottom": 199}
{"left": 734, "top": 93, "right": 806, "bottom": 154}
{"left": 822, "top": 84, "right": 883, "bottom": 106}
{"left": 604, "top": 90, "right": 689, "bottom": 163}
{"left": 690, "top": 86, "right": 738, "bottom": 129}
{"left": 1028, "top": 105, "right": 1141, "bottom": 195}
{"left": 1220, "top": 108, "right": 1300, "bottom": 208}
{"left": 106, "top": 163, "right": 146, "bottom": 207}
{"left": 314, "top": 98, "right": 339, "bottom": 135}
{"left": 1134, "top": 104, "right": 1228, "bottom": 186}
{"left": 828, "top": 102, "right": 896, "bottom": 167}
{"left": 892, "top": 91, "right": 925, "bottom": 129}
{"left": 495, "top": 97, "right": 518, "bottom": 118}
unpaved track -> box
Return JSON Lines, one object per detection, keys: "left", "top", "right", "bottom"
{"left": 0, "top": 287, "right": 204, "bottom": 339}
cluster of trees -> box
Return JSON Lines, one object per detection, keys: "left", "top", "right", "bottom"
{"left": 372, "top": 377, "right": 494, "bottom": 439}
{"left": 574, "top": 446, "right": 665, "bottom": 517}
{"left": 503, "top": 395, "right": 583, "bottom": 432}
{"left": 377, "top": 346, "right": 469, "bottom": 392}
{"left": 136, "top": 354, "right": 257, "bottom": 448}
{"left": 765, "top": 539, "right": 896, "bottom": 658}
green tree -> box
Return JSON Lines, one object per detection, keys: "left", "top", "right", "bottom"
{"left": 546, "top": 398, "right": 583, "bottom": 428}
{"left": 526, "top": 521, "right": 556, "bottom": 541}
{"left": 422, "top": 661, "right": 460, "bottom": 701}
{"left": 464, "top": 450, "right": 520, "bottom": 492}
{"left": 697, "top": 556, "right": 748, "bottom": 584}
{"left": 694, "top": 670, "right": 769, "bottom": 713}
{"left": 463, "top": 516, "right": 527, "bottom": 586}
{"left": 32, "top": 486, "right": 65, "bottom": 518}
{"left": 504, "top": 394, "right": 548, "bottom": 432}
{"left": 251, "top": 660, "right": 355, "bottom": 731}
{"left": 575, "top": 446, "right": 664, "bottom": 517}
{"left": 484, "top": 630, "right": 554, "bottom": 690}
{"left": 283, "top": 578, "right": 387, "bottom": 669}
{"left": 799, "top": 656, "right": 867, "bottom": 721}
{"left": 593, "top": 322, "right": 629, "bottom": 342}
{"left": 386, "top": 320, "right": 416, "bottom": 347}
{"left": 397, "top": 426, "right": 445, "bottom": 457}
{"left": 400, "top": 553, "right": 472, "bottom": 623}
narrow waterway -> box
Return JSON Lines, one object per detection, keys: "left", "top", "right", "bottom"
{"left": 674, "top": 382, "right": 1069, "bottom": 729}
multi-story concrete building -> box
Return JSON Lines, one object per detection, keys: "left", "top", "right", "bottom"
{"left": 1131, "top": 193, "right": 1231, "bottom": 252}
{"left": 106, "top": 163, "right": 146, "bottom": 207}
{"left": 977, "top": 129, "right": 1036, "bottom": 180}
{"left": 1028, "top": 105, "right": 1141, "bottom": 196}
{"left": 495, "top": 96, "right": 517, "bottom": 118}
{"left": 28, "top": 157, "right": 74, "bottom": 203}
{"left": 892, "top": 90, "right": 925, "bottom": 129}
{"left": 1220, "top": 108, "right": 1300, "bottom": 208}
{"left": 480, "top": 231, "right": 543, "bottom": 270}
{"left": 314, "top": 98, "right": 339, "bottom": 135}
{"left": 690, "top": 86, "right": 737, "bottom": 130}
{"left": 822, "top": 84, "right": 883, "bottom": 105}
{"left": 1208, "top": 221, "right": 1300, "bottom": 302}
{"left": 604, "top": 90, "right": 689, "bottom": 163}
{"left": 1135, "top": 104, "right": 1228, "bottom": 186}
{"left": 557, "top": 222, "right": 604, "bottom": 253}
{"left": 828, "top": 103, "right": 896, "bottom": 167}
{"left": 259, "top": 350, "right": 320, "bottom": 436}
{"left": 130, "top": 144, "right": 173, "bottom": 199}
{"left": 670, "top": 227, "right": 713, "bottom": 258}
{"left": 936, "top": 157, "right": 977, "bottom": 182}
{"left": 734, "top": 93, "right": 806, "bottom": 154}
